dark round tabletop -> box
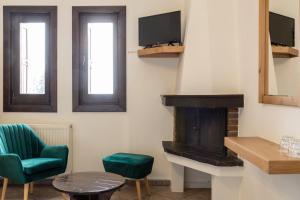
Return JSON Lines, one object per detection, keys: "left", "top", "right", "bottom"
{"left": 52, "top": 172, "right": 125, "bottom": 196}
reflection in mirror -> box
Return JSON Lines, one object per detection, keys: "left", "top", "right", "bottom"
{"left": 268, "top": 0, "right": 300, "bottom": 97}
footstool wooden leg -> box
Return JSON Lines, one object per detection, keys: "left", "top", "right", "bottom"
{"left": 24, "top": 184, "right": 29, "bottom": 200}
{"left": 144, "top": 177, "right": 151, "bottom": 195}
{"left": 136, "top": 180, "right": 142, "bottom": 200}
{"left": 1, "top": 178, "right": 8, "bottom": 200}
{"left": 29, "top": 182, "right": 34, "bottom": 194}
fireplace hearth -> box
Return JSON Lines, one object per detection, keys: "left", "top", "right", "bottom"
{"left": 162, "top": 94, "right": 244, "bottom": 167}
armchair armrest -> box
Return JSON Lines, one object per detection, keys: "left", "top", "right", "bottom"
{"left": 40, "top": 145, "right": 69, "bottom": 164}
{"left": 0, "top": 154, "right": 25, "bottom": 183}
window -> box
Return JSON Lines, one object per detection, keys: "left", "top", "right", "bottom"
{"left": 3, "top": 6, "right": 57, "bottom": 112}
{"left": 72, "top": 7, "right": 126, "bottom": 112}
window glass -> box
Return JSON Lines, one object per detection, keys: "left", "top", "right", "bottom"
{"left": 20, "top": 23, "right": 46, "bottom": 94}
{"left": 88, "top": 23, "right": 114, "bottom": 95}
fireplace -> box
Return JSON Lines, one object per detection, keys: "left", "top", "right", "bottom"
{"left": 162, "top": 94, "right": 244, "bottom": 166}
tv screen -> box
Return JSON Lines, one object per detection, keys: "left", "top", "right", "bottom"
{"left": 269, "top": 12, "right": 295, "bottom": 47}
{"left": 139, "top": 11, "right": 181, "bottom": 47}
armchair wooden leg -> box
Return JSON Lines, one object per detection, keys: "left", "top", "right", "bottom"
{"left": 1, "top": 178, "right": 8, "bottom": 200}
{"left": 144, "top": 177, "right": 151, "bottom": 195}
{"left": 24, "top": 184, "right": 29, "bottom": 200}
{"left": 29, "top": 182, "right": 34, "bottom": 194}
{"left": 61, "top": 193, "right": 69, "bottom": 200}
{"left": 136, "top": 180, "right": 142, "bottom": 200}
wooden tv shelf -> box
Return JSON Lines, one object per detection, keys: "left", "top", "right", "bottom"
{"left": 272, "top": 45, "right": 299, "bottom": 58}
{"left": 138, "top": 46, "right": 184, "bottom": 58}
{"left": 225, "top": 137, "right": 300, "bottom": 174}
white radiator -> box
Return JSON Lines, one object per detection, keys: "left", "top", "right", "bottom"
{"left": 29, "top": 124, "right": 73, "bottom": 174}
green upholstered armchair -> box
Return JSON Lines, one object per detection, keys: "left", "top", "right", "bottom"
{"left": 0, "top": 124, "right": 69, "bottom": 200}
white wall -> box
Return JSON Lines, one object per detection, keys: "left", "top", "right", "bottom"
{"left": 0, "top": 0, "right": 185, "bottom": 180}
{"left": 177, "top": 0, "right": 240, "bottom": 95}
{"left": 237, "top": 0, "right": 300, "bottom": 199}
{"left": 176, "top": 0, "right": 212, "bottom": 94}
{"left": 207, "top": 0, "right": 240, "bottom": 94}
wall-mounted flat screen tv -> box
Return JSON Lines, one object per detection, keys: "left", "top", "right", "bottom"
{"left": 269, "top": 12, "right": 295, "bottom": 47}
{"left": 139, "top": 11, "right": 181, "bottom": 47}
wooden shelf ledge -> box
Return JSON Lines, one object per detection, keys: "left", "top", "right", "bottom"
{"left": 272, "top": 45, "right": 299, "bottom": 58}
{"left": 138, "top": 46, "right": 184, "bottom": 58}
{"left": 225, "top": 137, "right": 300, "bottom": 174}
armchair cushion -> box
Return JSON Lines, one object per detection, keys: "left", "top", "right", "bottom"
{"left": 22, "top": 158, "right": 64, "bottom": 175}
{"left": 40, "top": 145, "right": 69, "bottom": 164}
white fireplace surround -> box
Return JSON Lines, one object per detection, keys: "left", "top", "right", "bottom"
{"left": 165, "top": 153, "right": 244, "bottom": 200}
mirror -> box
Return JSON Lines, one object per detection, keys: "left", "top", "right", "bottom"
{"left": 269, "top": 0, "right": 299, "bottom": 96}
{"left": 259, "top": 0, "right": 300, "bottom": 106}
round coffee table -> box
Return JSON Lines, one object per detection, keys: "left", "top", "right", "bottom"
{"left": 52, "top": 172, "right": 125, "bottom": 200}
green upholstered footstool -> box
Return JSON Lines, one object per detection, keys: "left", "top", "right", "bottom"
{"left": 102, "top": 153, "right": 154, "bottom": 200}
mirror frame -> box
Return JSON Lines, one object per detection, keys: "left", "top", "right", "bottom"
{"left": 259, "top": 0, "right": 300, "bottom": 106}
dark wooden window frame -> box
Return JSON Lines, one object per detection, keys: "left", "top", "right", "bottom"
{"left": 3, "top": 6, "right": 57, "bottom": 112}
{"left": 72, "top": 6, "right": 126, "bottom": 112}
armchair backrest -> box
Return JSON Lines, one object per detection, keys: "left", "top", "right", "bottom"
{"left": 0, "top": 124, "right": 45, "bottom": 160}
